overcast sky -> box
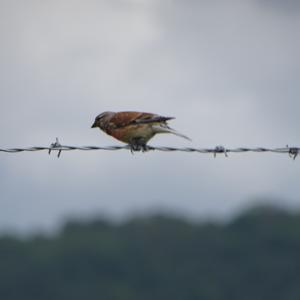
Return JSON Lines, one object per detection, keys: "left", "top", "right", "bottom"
{"left": 0, "top": 0, "right": 299, "bottom": 234}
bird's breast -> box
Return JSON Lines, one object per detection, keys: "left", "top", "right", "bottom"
{"left": 106, "top": 124, "right": 155, "bottom": 143}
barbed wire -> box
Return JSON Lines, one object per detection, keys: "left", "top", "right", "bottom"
{"left": 0, "top": 138, "right": 299, "bottom": 160}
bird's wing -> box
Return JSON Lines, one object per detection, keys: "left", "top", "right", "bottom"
{"left": 110, "top": 112, "right": 174, "bottom": 128}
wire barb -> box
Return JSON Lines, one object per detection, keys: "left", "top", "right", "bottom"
{"left": 287, "top": 145, "right": 299, "bottom": 160}
{"left": 213, "top": 146, "right": 228, "bottom": 158}
{"left": 49, "top": 138, "right": 62, "bottom": 158}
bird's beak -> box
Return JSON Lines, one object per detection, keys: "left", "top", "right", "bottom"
{"left": 91, "top": 121, "right": 97, "bottom": 128}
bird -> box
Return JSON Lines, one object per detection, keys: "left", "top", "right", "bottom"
{"left": 91, "top": 111, "right": 191, "bottom": 152}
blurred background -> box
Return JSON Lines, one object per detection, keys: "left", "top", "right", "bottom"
{"left": 0, "top": 0, "right": 300, "bottom": 299}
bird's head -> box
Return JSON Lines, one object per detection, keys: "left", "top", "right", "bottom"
{"left": 91, "top": 111, "right": 115, "bottom": 129}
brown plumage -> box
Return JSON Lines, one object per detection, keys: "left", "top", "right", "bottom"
{"left": 91, "top": 111, "right": 190, "bottom": 151}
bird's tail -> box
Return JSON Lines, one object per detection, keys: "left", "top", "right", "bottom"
{"left": 152, "top": 124, "right": 191, "bottom": 141}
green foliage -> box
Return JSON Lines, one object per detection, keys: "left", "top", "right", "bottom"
{"left": 1, "top": 206, "right": 300, "bottom": 300}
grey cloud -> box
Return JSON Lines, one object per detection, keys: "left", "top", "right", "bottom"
{"left": 0, "top": 0, "right": 299, "bottom": 233}
{"left": 256, "top": 0, "right": 300, "bottom": 14}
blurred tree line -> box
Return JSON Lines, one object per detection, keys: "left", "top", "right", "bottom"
{"left": 1, "top": 205, "right": 300, "bottom": 300}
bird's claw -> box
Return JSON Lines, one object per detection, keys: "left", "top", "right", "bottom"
{"left": 129, "top": 143, "right": 150, "bottom": 154}
{"left": 129, "top": 137, "right": 150, "bottom": 154}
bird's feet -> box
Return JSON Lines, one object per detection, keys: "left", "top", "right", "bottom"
{"left": 129, "top": 138, "right": 150, "bottom": 153}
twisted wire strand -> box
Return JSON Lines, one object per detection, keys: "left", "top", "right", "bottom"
{"left": 0, "top": 138, "right": 299, "bottom": 159}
